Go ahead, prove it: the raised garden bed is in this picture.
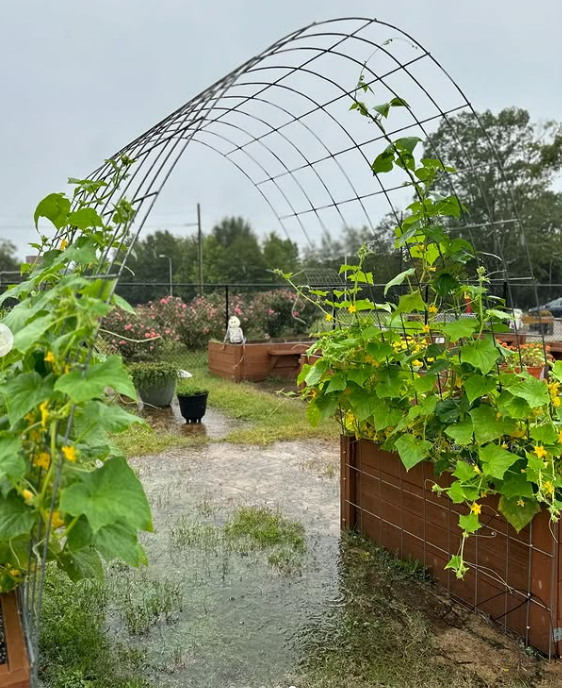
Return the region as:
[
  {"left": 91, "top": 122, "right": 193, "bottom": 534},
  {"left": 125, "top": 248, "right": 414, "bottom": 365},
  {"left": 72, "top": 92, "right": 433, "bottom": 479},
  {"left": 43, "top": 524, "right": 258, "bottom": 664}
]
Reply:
[
  {"left": 208, "top": 340, "right": 314, "bottom": 382},
  {"left": 0, "top": 593, "right": 30, "bottom": 687},
  {"left": 340, "top": 435, "right": 562, "bottom": 656}
]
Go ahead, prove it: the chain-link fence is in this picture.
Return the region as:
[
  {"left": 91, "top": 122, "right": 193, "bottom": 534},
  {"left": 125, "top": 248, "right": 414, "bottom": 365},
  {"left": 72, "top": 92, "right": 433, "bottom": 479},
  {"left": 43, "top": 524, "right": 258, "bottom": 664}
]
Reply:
[
  {"left": 106, "top": 282, "right": 326, "bottom": 372},
  {"left": 2, "top": 278, "right": 562, "bottom": 372}
]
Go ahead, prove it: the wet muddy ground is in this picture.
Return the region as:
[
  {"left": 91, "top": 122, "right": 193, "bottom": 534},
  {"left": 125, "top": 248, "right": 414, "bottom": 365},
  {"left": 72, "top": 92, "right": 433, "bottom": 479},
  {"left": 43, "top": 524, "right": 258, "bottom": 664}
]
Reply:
[
  {"left": 106, "top": 410, "right": 562, "bottom": 688},
  {"left": 115, "top": 436, "right": 339, "bottom": 688}
]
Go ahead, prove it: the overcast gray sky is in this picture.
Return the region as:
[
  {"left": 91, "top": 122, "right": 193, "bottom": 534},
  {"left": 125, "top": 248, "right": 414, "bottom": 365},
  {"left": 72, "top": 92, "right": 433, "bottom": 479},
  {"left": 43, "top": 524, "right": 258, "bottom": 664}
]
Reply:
[{"left": 1, "top": 0, "right": 560, "bottom": 257}]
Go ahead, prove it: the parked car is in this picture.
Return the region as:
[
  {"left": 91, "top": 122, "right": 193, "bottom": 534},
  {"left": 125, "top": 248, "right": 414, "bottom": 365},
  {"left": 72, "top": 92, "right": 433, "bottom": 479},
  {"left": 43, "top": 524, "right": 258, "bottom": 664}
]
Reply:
[{"left": 528, "top": 298, "right": 562, "bottom": 317}]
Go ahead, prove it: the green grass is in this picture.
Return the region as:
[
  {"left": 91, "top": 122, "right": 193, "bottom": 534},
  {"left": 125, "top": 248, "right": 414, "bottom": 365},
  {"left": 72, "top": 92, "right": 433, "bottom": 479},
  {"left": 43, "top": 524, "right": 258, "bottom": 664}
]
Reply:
[
  {"left": 187, "top": 365, "right": 338, "bottom": 446},
  {"left": 113, "top": 421, "right": 209, "bottom": 457},
  {"left": 39, "top": 568, "right": 150, "bottom": 688},
  {"left": 114, "top": 358, "right": 337, "bottom": 457},
  {"left": 224, "top": 506, "right": 306, "bottom": 551}
]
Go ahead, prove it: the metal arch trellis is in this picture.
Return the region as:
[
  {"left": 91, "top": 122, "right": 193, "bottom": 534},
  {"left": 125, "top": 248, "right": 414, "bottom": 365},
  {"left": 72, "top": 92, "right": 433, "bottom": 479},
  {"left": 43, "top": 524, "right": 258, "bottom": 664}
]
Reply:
[{"left": 21, "top": 16, "right": 552, "bottom": 683}]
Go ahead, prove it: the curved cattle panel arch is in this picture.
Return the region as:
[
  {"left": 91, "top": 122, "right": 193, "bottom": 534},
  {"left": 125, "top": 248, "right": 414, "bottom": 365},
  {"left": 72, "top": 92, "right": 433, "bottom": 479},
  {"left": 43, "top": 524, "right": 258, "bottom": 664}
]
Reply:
[
  {"left": 25, "top": 17, "right": 549, "bottom": 682},
  {"left": 71, "top": 16, "right": 530, "bottom": 292}
]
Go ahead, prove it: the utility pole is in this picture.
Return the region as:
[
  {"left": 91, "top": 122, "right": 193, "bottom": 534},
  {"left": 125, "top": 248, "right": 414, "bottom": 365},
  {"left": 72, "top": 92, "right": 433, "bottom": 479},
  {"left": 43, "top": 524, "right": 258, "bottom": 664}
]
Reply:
[{"left": 197, "top": 203, "right": 204, "bottom": 294}]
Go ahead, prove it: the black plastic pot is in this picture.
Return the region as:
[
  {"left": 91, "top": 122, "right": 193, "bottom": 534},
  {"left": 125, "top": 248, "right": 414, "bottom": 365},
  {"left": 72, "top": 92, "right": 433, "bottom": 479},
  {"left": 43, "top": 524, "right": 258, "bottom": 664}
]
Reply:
[{"left": 177, "top": 392, "right": 209, "bottom": 423}]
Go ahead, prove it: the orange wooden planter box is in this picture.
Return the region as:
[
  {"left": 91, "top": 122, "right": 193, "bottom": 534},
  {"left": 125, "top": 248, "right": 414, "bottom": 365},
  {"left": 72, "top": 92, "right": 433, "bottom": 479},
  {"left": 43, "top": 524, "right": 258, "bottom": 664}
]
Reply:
[
  {"left": 0, "top": 593, "right": 30, "bottom": 687},
  {"left": 208, "top": 340, "right": 314, "bottom": 382},
  {"left": 341, "top": 436, "right": 562, "bottom": 656}
]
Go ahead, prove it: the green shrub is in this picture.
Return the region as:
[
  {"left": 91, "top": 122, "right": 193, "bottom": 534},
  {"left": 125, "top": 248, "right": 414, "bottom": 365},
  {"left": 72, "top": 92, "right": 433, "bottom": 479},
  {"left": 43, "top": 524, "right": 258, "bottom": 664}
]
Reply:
[
  {"left": 176, "top": 380, "right": 209, "bottom": 396},
  {"left": 128, "top": 362, "right": 178, "bottom": 391}
]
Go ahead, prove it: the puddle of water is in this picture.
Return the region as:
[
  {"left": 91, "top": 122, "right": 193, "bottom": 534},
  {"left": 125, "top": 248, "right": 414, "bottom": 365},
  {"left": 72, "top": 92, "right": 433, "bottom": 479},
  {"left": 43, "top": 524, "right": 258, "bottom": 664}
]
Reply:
[
  {"left": 109, "top": 440, "right": 340, "bottom": 688},
  {"left": 142, "top": 401, "right": 238, "bottom": 441}
]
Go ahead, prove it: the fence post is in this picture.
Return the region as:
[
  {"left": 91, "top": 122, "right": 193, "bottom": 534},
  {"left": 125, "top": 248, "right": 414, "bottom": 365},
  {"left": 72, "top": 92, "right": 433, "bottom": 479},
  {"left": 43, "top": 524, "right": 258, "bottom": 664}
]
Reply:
[{"left": 225, "top": 285, "right": 230, "bottom": 332}]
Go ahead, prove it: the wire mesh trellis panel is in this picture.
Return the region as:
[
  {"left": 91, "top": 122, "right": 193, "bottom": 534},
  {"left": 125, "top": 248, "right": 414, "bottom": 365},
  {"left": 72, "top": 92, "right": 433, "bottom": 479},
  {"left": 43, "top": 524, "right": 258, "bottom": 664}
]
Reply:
[{"left": 11, "top": 15, "right": 559, "bottom": 685}]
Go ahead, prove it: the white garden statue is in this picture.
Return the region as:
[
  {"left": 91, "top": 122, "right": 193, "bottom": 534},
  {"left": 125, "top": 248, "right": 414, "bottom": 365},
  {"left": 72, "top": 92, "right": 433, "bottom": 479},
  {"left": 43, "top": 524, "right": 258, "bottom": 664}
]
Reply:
[{"left": 224, "top": 315, "right": 245, "bottom": 344}]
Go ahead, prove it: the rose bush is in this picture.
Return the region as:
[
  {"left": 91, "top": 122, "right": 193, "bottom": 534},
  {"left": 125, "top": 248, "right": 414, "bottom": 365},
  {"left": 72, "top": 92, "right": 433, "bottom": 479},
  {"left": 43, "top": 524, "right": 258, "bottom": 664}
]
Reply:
[
  {"left": 143, "top": 290, "right": 317, "bottom": 349},
  {"left": 101, "top": 304, "right": 164, "bottom": 361}
]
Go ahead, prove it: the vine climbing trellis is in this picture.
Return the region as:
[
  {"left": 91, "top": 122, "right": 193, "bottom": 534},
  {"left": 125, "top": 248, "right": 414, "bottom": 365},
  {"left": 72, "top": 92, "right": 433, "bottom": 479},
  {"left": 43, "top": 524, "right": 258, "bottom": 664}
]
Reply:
[{"left": 21, "top": 16, "right": 552, "bottom": 682}]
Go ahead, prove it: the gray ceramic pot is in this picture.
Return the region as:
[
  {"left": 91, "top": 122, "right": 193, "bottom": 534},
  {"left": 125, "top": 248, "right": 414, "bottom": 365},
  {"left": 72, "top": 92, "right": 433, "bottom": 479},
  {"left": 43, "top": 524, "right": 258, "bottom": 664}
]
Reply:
[{"left": 137, "top": 378, "right": 176, "bottom": 407}]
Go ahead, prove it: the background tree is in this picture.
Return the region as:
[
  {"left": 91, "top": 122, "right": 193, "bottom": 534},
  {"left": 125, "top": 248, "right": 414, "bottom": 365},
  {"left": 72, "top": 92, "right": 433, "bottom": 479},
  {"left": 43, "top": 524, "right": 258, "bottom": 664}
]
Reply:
[
  {"left": 425, "top": 108, "right": 562, "bottom": 305},
  {"left": 201, "top": 217, "right": 267, "bottom": 283},
  {"left": 0, "top": 239, "right": 20, "bottom": 274},
  {"left": 261, "top": 232, "right": 300, "bottom": 277}
]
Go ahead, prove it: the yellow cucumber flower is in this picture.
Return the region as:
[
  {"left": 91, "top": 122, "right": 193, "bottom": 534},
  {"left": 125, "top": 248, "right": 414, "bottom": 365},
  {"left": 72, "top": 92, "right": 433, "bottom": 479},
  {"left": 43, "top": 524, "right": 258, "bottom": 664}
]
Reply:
[
  {"left": 62, "top": 445, "right": 77, "bottom": 463},
  {"left": 34, "top": 452, "right": 50, "bottom": 470}
]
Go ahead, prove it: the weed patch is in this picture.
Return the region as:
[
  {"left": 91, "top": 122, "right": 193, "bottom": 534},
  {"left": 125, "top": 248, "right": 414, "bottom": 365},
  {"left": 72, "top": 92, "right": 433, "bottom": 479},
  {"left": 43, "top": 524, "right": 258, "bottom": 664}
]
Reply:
[{"left": 39, "top": 568, "right": 150, "bottom": 688}]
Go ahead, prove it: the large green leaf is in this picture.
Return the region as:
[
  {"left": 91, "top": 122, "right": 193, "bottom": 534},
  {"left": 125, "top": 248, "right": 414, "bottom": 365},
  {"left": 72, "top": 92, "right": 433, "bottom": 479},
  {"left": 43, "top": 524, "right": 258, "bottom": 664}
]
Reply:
[
  {"left": 95, "top": 521, "right": 147, "bottom": 567},
  {"left": 65, "top": 516, "right": 93, "bottom": 552},
  {"left": 447, "top": 480, "right": 479, "bottom": 504},
  {"left": 394, "top": 434, "right": 432, "bottom": 470},
  {"left": 460, "top": 336, "right": 500, "bottom": 374},
  {"left": 469, "top": 405, "right": 504, "bottom": 444},
  {"left": 34, "top": 193, "right": 70, "bottom": 229},
  {"left": 507, "top": 376, "right": 549, "bottom": 409},
  {"left": 2, "top": 372, "right": 55, "bottom": 425},
  {"left": 60, "top": 456, "right": 152, "bottom": 534},
  {"left": 58, "top": 547, "right": 103, "bottom": 582},
  {"left": 529, "top": 422, "right": 558, "bottom": 445},
  {"left": 304, "top": 360, "right": 327, "bottom": 386},
  {"left": 501, "top": 473, "right": 535, "bottom": 499},
  {"left": 12, "top": 314, "right": 53, "bottom": 354},
  {"left": 349, "top": 390, "right": 374, "bottom": 422},
  {"left": 442, "top": 317, "right": 478, "bottom": 342},
  {"left": 371, "top": 397, "right": 403, "bottom": 431},
  {"left": 463, "top": 374, "right": 497, "bottom": 404},
  {"left": 459, "top": 512, "right": 481, "bottom": 534},
  {"left": 479, "top": 443, "right": 519, "bottom": 480},
  {"left": 67, "top": 208, "right": 103, "bottom": 230},
  {"left": 496, "top": 391, "right": 531, "bottom": 419},
  {"left": 498, "top": 495, "right": 540, "bottom": 533},
  {"left": 112, "top": 293, "right": 136, "bottom": 315},
  {"left": 395, "top": 291, "right": 426, "bottom": 314},
  {"left": 55, "top": 356, "right": 137, "bottom": 403},
  {"left": 395, "top": 136, "right": 421, "bottom": 154},
  {"left": 435, "top": 399, "right": 460, "bottom": 424},
  {"left": 375, "top": 368, "right": 404, "bottom": 399},
  {"left": 77, "top": 401, "right": 146, "bottom": 435},
  {"left": 371, "top": 148, "right": 395, "bottom": 174},
  {"left": 0, "top": 436, "right": 25, "bottom": 483},
  {"left": 453, "top": 459, "right": 477, "bottom": 481},
  {"left": 0, "top": 494, "right": 35, "bottom": 538},
  {"left": 383, "top": 268, "right": 415, "bottom": 296},
  {"left": 445, "top": 418, "right": 474, "bottom": 446},
  {"left": 412, "top": 374, "right": 437, "bottom": 394},
  {"left": 326, "top": 373, "right": 347, "bottom": 394},
  {"left": 434, "top": 196, "right": 462, "bottom": 219}
]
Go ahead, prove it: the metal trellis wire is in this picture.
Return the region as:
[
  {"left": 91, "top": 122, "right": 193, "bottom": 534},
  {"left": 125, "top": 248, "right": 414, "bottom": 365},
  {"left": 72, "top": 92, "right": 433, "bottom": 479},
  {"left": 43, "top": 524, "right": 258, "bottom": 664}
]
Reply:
[{"left": 19, "top": 16, "right": 556, "bottom": 683}]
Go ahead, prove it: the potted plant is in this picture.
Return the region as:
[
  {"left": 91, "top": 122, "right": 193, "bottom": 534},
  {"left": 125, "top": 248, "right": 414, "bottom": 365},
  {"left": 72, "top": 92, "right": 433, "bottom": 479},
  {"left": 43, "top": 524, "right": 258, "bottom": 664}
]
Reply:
[
  {"left": 500, "top": 341, "right": 553, "bottom": 379},
  {"left": 128, "top": 361, "right": 178, "bottom": 408},
  {"left": 176, "top": 381, "right": 209, "bottom": 423},
  {"left": 0, "top": 158, "right": 152, "bottom": 682}
]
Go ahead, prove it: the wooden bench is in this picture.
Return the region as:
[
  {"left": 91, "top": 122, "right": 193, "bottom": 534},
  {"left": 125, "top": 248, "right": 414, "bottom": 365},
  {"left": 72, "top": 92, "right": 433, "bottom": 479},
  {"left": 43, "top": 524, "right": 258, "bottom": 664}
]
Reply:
[{"left": 267, "top": 345, "right": 310, "bottom": 374}]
